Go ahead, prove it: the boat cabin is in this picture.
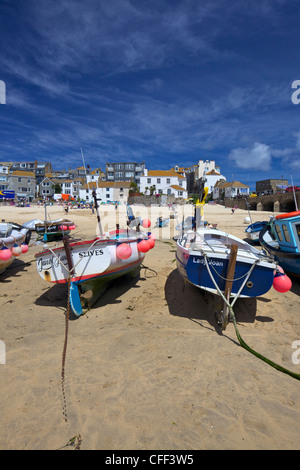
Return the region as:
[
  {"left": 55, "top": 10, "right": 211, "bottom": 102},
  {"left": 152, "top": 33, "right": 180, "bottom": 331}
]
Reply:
[{"left": 270, "top": 215, "right": 300, "bottom": 253}]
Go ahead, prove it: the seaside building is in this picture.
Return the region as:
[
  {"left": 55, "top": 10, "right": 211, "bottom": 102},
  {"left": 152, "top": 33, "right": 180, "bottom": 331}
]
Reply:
[
  {"left": 8, "top": 170, "right": 36, "bottom": 201},
  {"left": 194, "top": 159, "right": 226, "bottom": 195},
  {"left": 139, "top": 169, "right": 188, "bottom": 199},
  {"left": 105, "top": 162, "right": 145, "bottom": 186},
  {"left": 79, "top": 181, "right": 131, "bottom": 204},
  {"left": 256, "top": 179, "right": 288, "bottom": 195},
  {"left": 8, "top": 161, "right": 53, "bottom": 185},
  {"left": 222, "top": 181, "right": 250, "bottom": 199}
]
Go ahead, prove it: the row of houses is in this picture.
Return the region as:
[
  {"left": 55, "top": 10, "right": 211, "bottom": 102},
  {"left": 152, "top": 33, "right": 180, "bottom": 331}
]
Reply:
[{"left": 0, "top": 159, "right": 251, "bottom": 204}]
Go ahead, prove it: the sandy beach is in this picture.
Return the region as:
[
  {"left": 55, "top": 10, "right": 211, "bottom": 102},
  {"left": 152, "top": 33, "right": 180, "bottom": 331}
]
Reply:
[{"left": 1, "top": 202, "right": 300, "bottom": 450}]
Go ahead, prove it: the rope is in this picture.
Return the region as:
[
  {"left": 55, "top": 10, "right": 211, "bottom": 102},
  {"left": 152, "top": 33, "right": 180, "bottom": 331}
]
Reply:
[
  {"left": 61, "top": 275, "right": 71, "bottom": 422},
  {"left": 229, "top": 307, "right": 300, "bottom": 381},
  {"left": 202, "top": 253, "right": 300, "bottom": 380}
]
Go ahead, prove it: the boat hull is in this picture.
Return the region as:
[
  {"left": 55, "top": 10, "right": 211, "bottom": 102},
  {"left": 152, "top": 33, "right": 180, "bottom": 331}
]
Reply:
[
  {"left": 35, "top": 233, "right": 147, "bottom": 315},
  {"left": 245, "top": 221, "right": 267, "bottom": 242},
  {"left": 0, "top": 225, "right": 30, "bottom": 274},
  {"left": 259, "top": 221, "right": 300, "bottom": 277},
  {"left": 176, "top": 229, "right": 276, "bottom": 298}
]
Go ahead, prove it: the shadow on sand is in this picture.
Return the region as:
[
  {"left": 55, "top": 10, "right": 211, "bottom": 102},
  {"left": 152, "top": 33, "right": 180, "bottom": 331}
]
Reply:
[
  {"left": 0, "top": 258, "right": 31, "bottom": 283},
  {"left": 35, "top": 270, "right": 143, "bottom": 319},
  {"left": 164, "top": 268, "right": 275, "bottom": 333}
]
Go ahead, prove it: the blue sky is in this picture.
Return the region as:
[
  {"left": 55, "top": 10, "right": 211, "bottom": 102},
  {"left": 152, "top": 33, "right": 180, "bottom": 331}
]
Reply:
[{"left": 1, "top": 0, "right": 300, "bottom": 190}]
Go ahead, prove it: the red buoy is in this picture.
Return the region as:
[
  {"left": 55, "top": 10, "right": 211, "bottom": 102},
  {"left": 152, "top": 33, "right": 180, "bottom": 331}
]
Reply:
[
  {"left": 142, "top": 219, "right": 151, "bottom": 228},
  {"left": 116, "top": 243, "right": 132, "bottom": 260},
  {"left": 0, "top": 249, "right": 12, "bottom": 261},
  {"left": 137, "top": 239, "right": 150, "bottom": 253},
  {"left": 273, "top": 272, "right": 292, "bottom": 293}
]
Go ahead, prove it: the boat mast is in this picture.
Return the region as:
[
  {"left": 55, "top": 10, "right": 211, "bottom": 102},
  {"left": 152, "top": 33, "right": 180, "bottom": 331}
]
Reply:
[
  {"left": 290, "top": 174, "right": 299, "bottom": 211},
  {"left": 92, "top": 190, "right": 103, "bottom": 237}
]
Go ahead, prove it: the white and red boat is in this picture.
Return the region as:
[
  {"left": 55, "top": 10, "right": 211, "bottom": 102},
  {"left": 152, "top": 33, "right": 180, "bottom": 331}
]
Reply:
[
  {"left": 0, "top": 221, "right": 31, "bottom": 274},
  {"left": 35, "top": 191, "right": 155, "bottom": 316}
]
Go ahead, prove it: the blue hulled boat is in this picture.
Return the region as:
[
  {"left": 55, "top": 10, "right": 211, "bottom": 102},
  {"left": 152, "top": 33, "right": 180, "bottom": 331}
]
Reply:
[
  {"left": 259, "top": 211, "right": 300, "bottom": 277},
  {"left": 245, "top": 220, "right": 268, "bottom": 242},
  {"left": 176, "top": 188, "right": 278, "bottom": 330}
]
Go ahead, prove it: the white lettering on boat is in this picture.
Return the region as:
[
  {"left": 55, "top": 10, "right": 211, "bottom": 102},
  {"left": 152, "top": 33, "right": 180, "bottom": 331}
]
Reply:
[{"left": 192, "top": 257, "right": 223, "bottom": 267}]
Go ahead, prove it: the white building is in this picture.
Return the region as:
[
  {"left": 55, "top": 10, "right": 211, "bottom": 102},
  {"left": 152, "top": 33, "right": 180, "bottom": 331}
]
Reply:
[
  {"left": 204, "top": 169, "right": 227, "bottom": 194},
  {"left": 213, "top": 181, "right": 250, "bottom": 199},
  {"left": 79, "top": 181, "right": 131, "bottom": 204},
  {"left": 197, "top": 160, "right": 220, "bottom": 179},
  {"left": 139, "top": 169, "right": 188, "bottom": 199},
  {"left": 224, "top": 181, "right": 250, "bottom": 198}
]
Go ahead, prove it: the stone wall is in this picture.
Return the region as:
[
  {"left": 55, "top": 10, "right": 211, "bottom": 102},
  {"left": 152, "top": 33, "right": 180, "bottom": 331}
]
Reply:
[
  {"left": 224, "top": 192, "right": 300, "bottom": 212},
  {"left": 128, "top": 194, "right": 186, "bottom": 205}
]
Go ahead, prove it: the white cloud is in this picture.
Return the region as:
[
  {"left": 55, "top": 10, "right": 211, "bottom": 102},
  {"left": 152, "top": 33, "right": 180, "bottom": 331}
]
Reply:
[{"left": 229, "top": 142, "right": 272, "bottom": 170}]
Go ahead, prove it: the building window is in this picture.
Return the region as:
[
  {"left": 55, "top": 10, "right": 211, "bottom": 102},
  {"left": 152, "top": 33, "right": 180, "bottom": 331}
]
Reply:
[
  {"left": 166, "top": 178, "right": 170, "bottom": 184},
  {"left": 157, "top": 178, "right": 161, "bottom": 184},
  {"left": 147, "top": 178, "right": 151, "bottom": 184},
  {"left": 282, "top": 224, "right": 291, "bottom": 242}
]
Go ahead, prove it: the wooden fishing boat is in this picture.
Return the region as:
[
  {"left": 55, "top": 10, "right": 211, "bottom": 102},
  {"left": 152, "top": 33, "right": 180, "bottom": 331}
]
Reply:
[
  {"left": 0, "top": 221, "right": 31, "bottom": 274},
  {"left": 245, "top": 220, "right": 268, "bottom": 242},
  {"left": 35, "top": 191, "right": 155, "bottom": 316},
  {"left": 22, "top": 202, "right": 75, "bottom": 242},
  {"left": 176, "top": 188, "right": 278, "bottom": 329},
  {"left": 34, "top": 219, "right": 75, "bottom": 241},
  {"left": 259, "top": 211, "right": 300, "bottom": 277}
]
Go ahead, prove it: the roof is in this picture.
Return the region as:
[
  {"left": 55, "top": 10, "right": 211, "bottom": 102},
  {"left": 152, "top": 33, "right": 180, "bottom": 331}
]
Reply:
[
  {"left": 230, "top": 180, "right": 249, "bottom": 188},
  {"left": 11, "top": 170, "right": 35, "bottom": 177},
  {"left": 170, "top": 185, "right": 186, "bottom": 191},
  {"left": 206, "top": 169, "right": 220, "bottom": 176},
  {"left": 82, "top": 181, "right": 131, "bottom": 190},
  {"left": 147, "top": 170, "right": 185, "bottom": 179}
]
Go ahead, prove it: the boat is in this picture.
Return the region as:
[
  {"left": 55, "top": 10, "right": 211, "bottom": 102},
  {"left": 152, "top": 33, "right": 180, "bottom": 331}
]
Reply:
[
  {"left": 0, "top": 221, "right": 31, "bottom": 274},
  {"left": 259, "top": 211, "right": 300, "bottom": 277},
  {"left": 176, "top": 188, "right": 278, "bottom": 329},
  {"left": 22, "top": 203, "right": 75, "bottom": 241},
  {"left": 245, "top": 220, "right": 268, "bottom": 242},
  {"left": 244, "top": 200, "right": 267, "bottom": 243},
  {"left": 34, "top": 218, "right": 75, "bottom": 241},
  {"left": 35, "top": 191, "right": 155, "bottom": 316}
]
